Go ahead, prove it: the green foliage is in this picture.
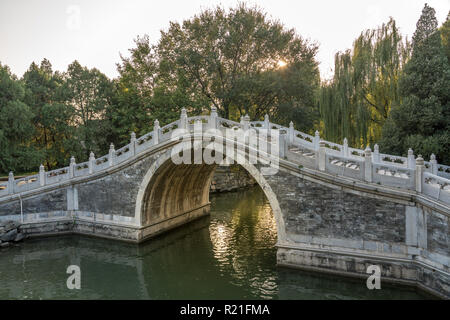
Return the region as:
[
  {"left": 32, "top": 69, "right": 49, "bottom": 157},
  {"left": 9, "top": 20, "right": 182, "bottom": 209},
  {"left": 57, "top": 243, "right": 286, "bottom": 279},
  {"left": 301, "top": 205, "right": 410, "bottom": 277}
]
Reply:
[
  {"left": 116, "top": 3, "right": 320, "bottom": 132},
  {"left": 1, "top": 3, "right": 450, "bottom": 175},
  {"left": 0, "top": 64, "right": 40, "bottom": 172},
  {"left": 440, "top": 12, "right": 450, "bottom": 62},
  {"left": 380, "top": 4, "right": 450, "bottom": 163},
  {"left": 319, "top": 18, "right": 410, "bottom": 147},
  {"left": 412, "top": 3, "right": 438, "bottom": 47},
  {"left": 63, "top": 61, "right": 114, "bottom": 161}
]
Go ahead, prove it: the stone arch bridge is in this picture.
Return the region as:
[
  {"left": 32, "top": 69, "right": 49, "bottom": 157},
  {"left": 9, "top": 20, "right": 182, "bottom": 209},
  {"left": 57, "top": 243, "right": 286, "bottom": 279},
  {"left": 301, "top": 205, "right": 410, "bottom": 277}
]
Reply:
[{"left": 0, "top": 108, "right": 449, "bottom": 298}]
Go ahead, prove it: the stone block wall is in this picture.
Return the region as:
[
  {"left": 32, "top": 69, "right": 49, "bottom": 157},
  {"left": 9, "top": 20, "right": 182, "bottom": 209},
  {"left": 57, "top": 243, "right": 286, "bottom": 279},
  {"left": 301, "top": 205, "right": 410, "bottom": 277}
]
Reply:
[{"left": 210, "top": 165, "right": 256, "bottom": 193}]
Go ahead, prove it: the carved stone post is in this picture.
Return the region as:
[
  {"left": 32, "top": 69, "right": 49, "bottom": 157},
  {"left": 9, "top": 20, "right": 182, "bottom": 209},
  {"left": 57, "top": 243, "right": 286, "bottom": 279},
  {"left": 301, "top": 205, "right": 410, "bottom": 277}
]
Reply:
[
  {"left": 314, "top": 130, "right": 320, "bottom": 151},
  {"left": 415, "top": 155, "right": 424, "bottom": 193},
  {"left": 8, "top": 172, "right": 14, "bottom": 194},
  {"left": 209, "top": 107, "right": 218, "bottom": 130},
  {"left": 364, "top": 146, "right": 372, "bottom": 183},
  {"left": 373, "top": 144, "right": 380, "bottom": 163},
  {"left": 39, "top": 164, "right": 45, "bottom": 186},
  {"left": 194, "top": 119, "right": 202, "bottom": 164},
  {"left": 153, "top": 119, "right": 160, "bottom": 145},
  {"left": 318, "top": 141, "right": 326, "bottom": 171},
  {"left": 243, "top": 114, "right": 250, "bottom": 131},
  {"left": 279, "top": 133, "right": 287, "bottom": 159},
  {"left": 69, "top": 156, "right": 76, "bottom": 178},
  {"left": 288, "top": 121, "right": 294, "bottom": 145},
  {"left": 108, "top": 144, "right": 115, "bottom": 167},
  {"left": 180, "top": 108, "right": 188, "bottom": 130},
  {"left": 89, "top": 152, "right": 95, "bottom": 174},
  {"left": 430, "top": 154, "right": 438, "bottom": 175},
  {"left": 343, "top": 138, "right": 349, "bottom": 157},
  {"left": 130, "top": 132, "right": 136, "bottom": 155},
  {"left": 408, "top": 148, "right": 415, "bottom": 169},
  {"left": 264, "top": 114, "right": 269, "bottom": 129}
]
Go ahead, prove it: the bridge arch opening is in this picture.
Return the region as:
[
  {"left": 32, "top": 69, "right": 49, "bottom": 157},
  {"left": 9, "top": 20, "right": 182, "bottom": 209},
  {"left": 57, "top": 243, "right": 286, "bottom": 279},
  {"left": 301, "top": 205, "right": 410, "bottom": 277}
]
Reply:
[{"left": 134, "top": 147, "right": 286, "bottom": 243}]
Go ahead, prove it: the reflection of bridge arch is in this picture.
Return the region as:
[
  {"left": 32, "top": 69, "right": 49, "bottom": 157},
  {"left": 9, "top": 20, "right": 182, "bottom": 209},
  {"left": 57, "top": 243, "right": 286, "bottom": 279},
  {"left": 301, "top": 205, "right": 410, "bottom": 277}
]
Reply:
[{"left": 135, "top": 140, "right": 286, "bottom": 243}]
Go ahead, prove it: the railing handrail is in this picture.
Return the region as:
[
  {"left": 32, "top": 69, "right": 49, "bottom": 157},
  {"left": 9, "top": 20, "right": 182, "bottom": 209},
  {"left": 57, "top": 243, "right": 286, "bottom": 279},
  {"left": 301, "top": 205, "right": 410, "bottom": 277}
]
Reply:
[{"left": 1, "top": 109, "right": 449, "bottom": 205}]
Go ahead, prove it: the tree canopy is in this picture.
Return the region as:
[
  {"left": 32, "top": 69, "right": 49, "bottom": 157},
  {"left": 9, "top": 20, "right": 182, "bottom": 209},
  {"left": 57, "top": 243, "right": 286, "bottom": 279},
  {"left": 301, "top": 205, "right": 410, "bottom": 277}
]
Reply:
[
  {"left": 117, "top": 4, "right": 320, "bottom": 132},
  {"left": 380, "top": 5, "right": 450, "bottom": 163},
  {"left": 319, "top": 18, "right": 411, "bottom": 147},
  {"left": 0, "top": 3, "right": 449, "bottom": 175}
]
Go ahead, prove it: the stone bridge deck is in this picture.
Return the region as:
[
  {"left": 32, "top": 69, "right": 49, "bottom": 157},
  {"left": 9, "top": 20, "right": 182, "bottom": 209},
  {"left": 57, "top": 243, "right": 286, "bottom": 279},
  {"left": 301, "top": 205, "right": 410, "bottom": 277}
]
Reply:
[{"left": 0, "top": 108, "right": 449, "bottom": 298}]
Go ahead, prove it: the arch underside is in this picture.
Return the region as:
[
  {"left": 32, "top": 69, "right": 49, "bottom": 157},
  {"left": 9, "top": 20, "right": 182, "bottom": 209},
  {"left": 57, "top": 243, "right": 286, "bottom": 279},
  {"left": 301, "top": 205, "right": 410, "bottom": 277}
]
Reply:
[
  {"left": 141, "top": 160, "right": 217, "bottom": 226},
  {"left": 136, "top": 145, "right": 286, "bottom": 243}
]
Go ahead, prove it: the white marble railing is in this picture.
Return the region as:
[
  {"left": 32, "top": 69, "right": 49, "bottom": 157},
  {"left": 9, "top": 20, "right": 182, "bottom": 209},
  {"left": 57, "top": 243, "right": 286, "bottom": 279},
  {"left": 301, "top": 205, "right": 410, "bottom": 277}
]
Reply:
[{"left": 1, "top": 107, "right": 449, "bottom": 205}]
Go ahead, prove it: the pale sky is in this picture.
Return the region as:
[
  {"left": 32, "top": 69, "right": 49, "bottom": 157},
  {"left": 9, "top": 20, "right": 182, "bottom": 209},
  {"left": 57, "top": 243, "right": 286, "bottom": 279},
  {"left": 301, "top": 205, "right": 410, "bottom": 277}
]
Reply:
[{"left": 0, "top": 0, "right": 449, "bottom": 80}]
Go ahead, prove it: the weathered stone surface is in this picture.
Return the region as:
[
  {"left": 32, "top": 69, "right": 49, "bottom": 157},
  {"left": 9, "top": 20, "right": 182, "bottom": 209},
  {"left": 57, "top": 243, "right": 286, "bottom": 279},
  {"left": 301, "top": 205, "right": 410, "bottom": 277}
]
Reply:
[
  {"left": 1, "top": 228, "right": 17, "bottom": 242},
  {"left": 1, "top": 220, "right": 20, "bottom": 232},
  {"left": 426, "top": 209, "right": 450, "bottom": 256},
  {"left": 13, "top": 233, "right": 25, "bottom": 242},
  {"left": 277, "top": 247, "right": 449, "bottom": 299},
  {"left": 77, "top": 156, "right": 156, "bottom": 217},
  {"left": 0, "top": 189, "right": 66, "bottom": 216},
  {"left": 210, "top": 165, "right": 256, "bottom": 193},
  {"left": 0, "top": 143, "right": 447, "bottom": 298},
  {"left": 265, "top": 169, "right": 406, "bottom": 243}
]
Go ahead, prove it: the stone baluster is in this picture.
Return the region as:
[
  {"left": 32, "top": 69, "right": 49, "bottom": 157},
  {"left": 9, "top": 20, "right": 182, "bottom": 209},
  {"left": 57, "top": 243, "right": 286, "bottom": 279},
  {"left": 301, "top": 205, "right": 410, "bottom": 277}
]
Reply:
[
  {"left": 343, "top": 138, "right": 349, "bottom": 157},
  {"left": 243, "top": 114, "right": 250, "bottom": 131},
  {"left": 364, "top": 146, "right": 373, "bottom": 183},
  {"left": 130, "top": 132, "right": 136, "bottom": 155},
  {"left": 180, "top": 108, "right": 188, "bottom": 130},
  {"left": 415, "top": 155, "right": 424, "bottom": 192},
  {"left": 194, "top": 119, "right": 202, "bottom": 138},
  {"left": 39, "top": 164, "right": 45, "bottom": 186},
  {"left": 88, "top": 152, "right": 95, "bottom": 174},
  {"left": 209, "top": 107, "right": 218, "bottom": 130},
  {"left": 264, "top": 114, "right": 269, "bottom": 129},
  {"left": 69, "top": 156, "right": 76, "bottom": 178},
  {"left": 318, "top": 141, "right": 326, "bottom": 171},
  {"left": 430, "top": 154, "right": 438, "bottom": 175},
  {"left": 153, "top": 119, "right": 160, "bottom": 145},
  {"left": 108, "top": 144, "right": 115, "bottom": 167},
  {"left": 408, "top": 148, "right": 415, "bottom": 169},
  {"left": 373, "top": 144, "right": 380, "bottom": 163},
  {"left": 277, "top": 133, "right": 286, "bottom": 159},
  {"left": 194, "top": 119, "right": 202, "bottom": 164},
  {"left": 314, "top": 131, "right": 320, "bottom": 151},
  {"left": 288, "top": 121, "right": 294, "bottom": 145},
  {"left": 8, "top": 172, "right": 14, "bottom": 194}
]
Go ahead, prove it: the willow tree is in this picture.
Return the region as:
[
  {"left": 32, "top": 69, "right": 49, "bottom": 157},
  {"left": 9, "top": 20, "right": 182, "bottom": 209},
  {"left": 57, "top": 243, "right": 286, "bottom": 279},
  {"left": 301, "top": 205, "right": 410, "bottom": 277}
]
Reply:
[{"left": 320, "top": 18, "right": 410, "bottom": 147}]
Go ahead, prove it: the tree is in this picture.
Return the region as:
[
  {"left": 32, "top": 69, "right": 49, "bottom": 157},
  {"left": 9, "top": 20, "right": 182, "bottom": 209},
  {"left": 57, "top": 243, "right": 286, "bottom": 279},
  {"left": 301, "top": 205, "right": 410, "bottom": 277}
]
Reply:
[
  {"left": 23, "top": 59, "right": 74, "bottom": 169},
  {"left": 320, "top": 18, "right": 410, "bottom": 146},
  {"left": 441, "top": 11, "right": 450, "bottom": 61},
  {"left": 0, "top": 64, "right": 39, "bottom": 173},
  {"left": 412, "top": 3, "right": 438, "bottom": 47},
  {"left": 64, "top": 61, "right": 114, "bottom": 160},
  {"left": 380, "top": 4, "right": 450, "bottom": 164},
  {"left": 117, "top": 3, "right": 320, "bottom": 132}
]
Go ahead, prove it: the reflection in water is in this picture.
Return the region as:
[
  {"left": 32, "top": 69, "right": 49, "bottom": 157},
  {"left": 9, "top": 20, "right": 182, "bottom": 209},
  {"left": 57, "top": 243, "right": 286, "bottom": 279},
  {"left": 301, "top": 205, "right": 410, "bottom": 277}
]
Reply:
[
  {"left": 0, "top": 187, "right": 431, "bottom": 299},
  {"left": 209, "top": 189, "right": 278, "bottom": 298}
]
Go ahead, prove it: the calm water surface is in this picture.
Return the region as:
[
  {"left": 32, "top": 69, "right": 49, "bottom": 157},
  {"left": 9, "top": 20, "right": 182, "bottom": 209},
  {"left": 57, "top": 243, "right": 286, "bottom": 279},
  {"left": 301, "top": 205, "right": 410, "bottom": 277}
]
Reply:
[{"left": 0, "top": 187, "right": 431, "bottom": 299}]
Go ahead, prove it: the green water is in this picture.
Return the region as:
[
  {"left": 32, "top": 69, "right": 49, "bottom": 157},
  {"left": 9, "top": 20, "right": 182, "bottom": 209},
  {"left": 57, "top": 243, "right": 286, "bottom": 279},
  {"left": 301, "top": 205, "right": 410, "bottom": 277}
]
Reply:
[{"left": 0, "top": 187, "right": 430, "bottom": 299}]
